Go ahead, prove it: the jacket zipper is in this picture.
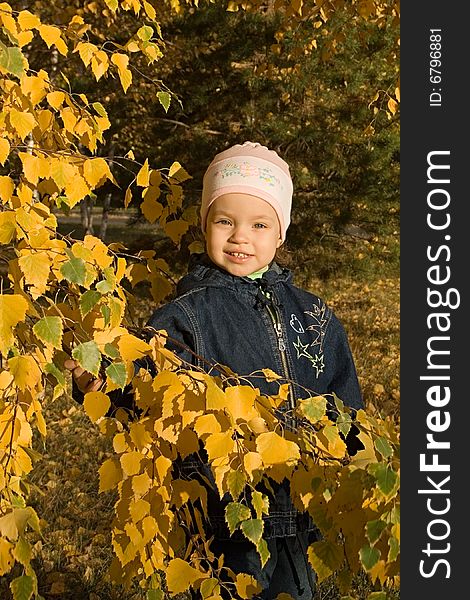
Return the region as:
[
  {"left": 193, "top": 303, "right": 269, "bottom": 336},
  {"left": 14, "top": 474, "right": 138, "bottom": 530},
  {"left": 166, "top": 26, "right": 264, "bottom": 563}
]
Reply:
[{"left": 263, "top": 291, "right": 296, "bottom": 412}]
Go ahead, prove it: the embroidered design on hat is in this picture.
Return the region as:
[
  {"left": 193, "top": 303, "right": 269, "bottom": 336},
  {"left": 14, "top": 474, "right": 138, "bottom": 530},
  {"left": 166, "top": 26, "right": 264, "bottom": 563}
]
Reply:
[{"left": 217, "top": 161, "right": 281, "bottom": 187}]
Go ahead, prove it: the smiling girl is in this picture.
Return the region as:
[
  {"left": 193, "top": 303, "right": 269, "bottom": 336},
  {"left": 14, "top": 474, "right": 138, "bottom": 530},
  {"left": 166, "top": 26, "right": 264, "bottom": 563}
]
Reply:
[{"left": 67, "top": 141, "right": 363, "bottom": 599}]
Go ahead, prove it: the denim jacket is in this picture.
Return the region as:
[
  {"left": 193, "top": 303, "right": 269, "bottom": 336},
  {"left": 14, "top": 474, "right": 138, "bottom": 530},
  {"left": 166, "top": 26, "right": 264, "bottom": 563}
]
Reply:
[{"left": 142, "top": 254, "right": 363, "bottom": 539}]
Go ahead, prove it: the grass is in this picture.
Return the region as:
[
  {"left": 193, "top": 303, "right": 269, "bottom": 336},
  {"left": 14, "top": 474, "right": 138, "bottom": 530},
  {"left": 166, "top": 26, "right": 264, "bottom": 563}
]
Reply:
[{"left": 0, "top": 214, "right": 399, "bottom": 600}]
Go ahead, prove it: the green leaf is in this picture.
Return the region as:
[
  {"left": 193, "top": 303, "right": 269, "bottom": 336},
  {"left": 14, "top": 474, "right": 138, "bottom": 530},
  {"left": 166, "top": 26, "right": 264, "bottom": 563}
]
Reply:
[
  {"left": 227, "top": 469, "right": 246, "bottom": 501},
  {"left": 336, "top": 412, "right": 352, "bottom": 437},
  {"left": 33, "top": 316, "right": 63, "bottom": 349},
  {"left": 388, "top": 537, "right": 400, "bottom": 563},
  {"left": 92, "top": 102, "right": 108, "bottom": 117},
  {"left": 157, "top": 91, "right": 171, "bottom": 113},
  {"left": 366, "top": 519, "right": 387, "bottom": 545},
  {"left": 13, "top": 536, "right": 31, "bottom": 566},
  {"left": 72, "top": 340, "right": 101, "bottom": 377},
  {"left": 240, "top": 518, "right": 263, "bottom": 545},
  {"left": 44, "top": 362, "right": 66, "bottom": 386},
  {"left": 147, "top": 590, "right": 164, "bottom": 600},
  {"left": 96, "top": 279, "right": 113, "bottom": 294},
  {"left": 374, "top": 436, "right": 393, "bottom": 459},
  {"left": 256, "top": 537, "right": 270, "bottom": 568},
  {"left": 0, "top": 42, "right": 26, "bottom": 78},
  {"left": 307, "top": 540, "right": 344, "bottom": 583},
  {"left": 79, "top": 290, "right": 101, "bottom": 317},
  {"left": 9, "top": 575, "right": 34, "bottom": 600},
  {"left": 225, "top": 502, "right": 251, "bottom": 536},
  {"left": 137, "top": 26, "right": 153, "bottom": 41},
  {"left": 104, "top": 343, "right": 120, "bottom": 359},
  {"left": 360, "top": 545, "right": 380, "bottom": 571},
  {"left": 105, "top": 362, "right": 127, "bottom": 388},
  {"left": 367, "top": 592, "right": 388, "bottom": 600},
  {"left": 298, "top": 395, "right": 327, "bottom": 423},
  {"left": 370, "top": 463, "right": 398, "bottom": 496},
  {"left": 101, "top": 304, "right": 111, "bottom": 327},
  {"left": 60, "top": 257, "right": 87, "bottom": 285}
]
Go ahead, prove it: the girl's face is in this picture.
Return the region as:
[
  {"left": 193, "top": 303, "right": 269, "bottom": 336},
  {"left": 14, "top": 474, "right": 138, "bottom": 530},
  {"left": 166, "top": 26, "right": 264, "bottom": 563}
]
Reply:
[{"left": 205, "top": 193, "right": 282, "bottom": 277}]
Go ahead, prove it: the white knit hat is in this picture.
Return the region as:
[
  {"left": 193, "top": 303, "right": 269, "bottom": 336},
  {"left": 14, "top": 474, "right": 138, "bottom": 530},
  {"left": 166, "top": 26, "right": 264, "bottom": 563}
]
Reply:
[{"left": 201, "top": 141, "right": 293, "bottom": 241}]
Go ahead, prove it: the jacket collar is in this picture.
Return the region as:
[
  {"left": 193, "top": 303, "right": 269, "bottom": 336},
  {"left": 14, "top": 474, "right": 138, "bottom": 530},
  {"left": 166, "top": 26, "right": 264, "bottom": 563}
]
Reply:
[{"left": 176, "top": 253, "right": 292, "bottom": 296}]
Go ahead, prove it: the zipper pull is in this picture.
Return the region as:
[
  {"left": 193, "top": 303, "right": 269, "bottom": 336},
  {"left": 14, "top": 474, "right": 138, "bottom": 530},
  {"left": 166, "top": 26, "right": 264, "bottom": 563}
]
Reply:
[{"left": 276, "top": 323, "right": 286, "bottom": 351}]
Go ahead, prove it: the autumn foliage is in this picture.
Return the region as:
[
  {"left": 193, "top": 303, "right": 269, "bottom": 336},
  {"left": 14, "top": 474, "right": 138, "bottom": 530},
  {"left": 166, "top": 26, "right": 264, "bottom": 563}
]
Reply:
[{"left": 1, "top": 1, "right": 399, "bottom": 599}]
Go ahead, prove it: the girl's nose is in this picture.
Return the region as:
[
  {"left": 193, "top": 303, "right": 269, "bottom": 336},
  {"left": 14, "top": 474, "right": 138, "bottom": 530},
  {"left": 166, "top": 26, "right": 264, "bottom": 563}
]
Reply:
[{"left": 228, "top": 225, "right": 249, "bottom": 243}]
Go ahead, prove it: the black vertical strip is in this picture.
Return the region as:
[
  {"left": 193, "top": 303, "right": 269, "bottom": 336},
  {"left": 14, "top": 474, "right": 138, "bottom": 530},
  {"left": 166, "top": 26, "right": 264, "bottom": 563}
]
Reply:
[{"left": 401, "top": 3, "right": 468, "bottom": 597}]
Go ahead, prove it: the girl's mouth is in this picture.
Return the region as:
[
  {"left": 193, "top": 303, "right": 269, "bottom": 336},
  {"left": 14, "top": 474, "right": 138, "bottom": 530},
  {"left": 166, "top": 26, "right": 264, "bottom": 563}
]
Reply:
[
  {"left": 228, "top": 252, "right": 251, "bottom": 258},
  {"left": 225, "top": 251, "right": 253, "bottom": 262}
]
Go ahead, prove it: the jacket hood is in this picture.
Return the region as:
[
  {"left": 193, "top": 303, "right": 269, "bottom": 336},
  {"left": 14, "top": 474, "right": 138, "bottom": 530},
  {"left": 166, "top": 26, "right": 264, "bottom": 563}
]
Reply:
[{"left": 176, "top": 253, "right": 293, "bottom": 297}]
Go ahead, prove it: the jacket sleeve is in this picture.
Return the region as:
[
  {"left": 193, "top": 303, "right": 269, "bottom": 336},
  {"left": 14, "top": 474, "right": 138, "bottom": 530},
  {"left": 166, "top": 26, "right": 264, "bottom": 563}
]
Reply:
[
  {"left": 144, "top": 300, "right": 199, "bottom": 368},
  {"left": 71, "top": 301, "right": 198, "bottom": 416},
  {"left": 325, "top": 313, "right": 363, "bottom": 411},
  {"left": 323, "top": 313, "right": 364, "bottom": 455}
]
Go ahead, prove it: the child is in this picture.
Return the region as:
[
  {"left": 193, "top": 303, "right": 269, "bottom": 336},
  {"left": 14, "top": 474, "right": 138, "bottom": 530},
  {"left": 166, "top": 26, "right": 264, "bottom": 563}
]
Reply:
[{"left": 67, "top": 141, "right": 363, "bottom": 599}]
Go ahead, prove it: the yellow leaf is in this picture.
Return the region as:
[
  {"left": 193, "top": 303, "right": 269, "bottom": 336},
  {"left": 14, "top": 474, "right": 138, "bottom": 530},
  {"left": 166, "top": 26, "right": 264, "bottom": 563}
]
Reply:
[
  {"left": 0, "top": 211, "right": 16, "bottom": 243},
  {"left": 0, "top": 295, "right": 28, "bottom": 354},
  {"left": 168, "top": 161, "right": 192, "bottom": 182},
  {"left": 38, "top": 24, "right": 62, "bottom": 48},
  {"left": 8, "top": 109, "right": 36, "bottom": 141},
  {"left": 243, "top": 452, "right": 263, "bottom": 480},
  {"left": 124, "top": 186, "right": 132, "bottom": 208},
  {"left": 60, "top": 107, "right": 77, "bottom": 133},
  {"left": 65, "top": 173, "right": 91, "bottom": 206},
  {"left": 16, "top": 29, "right": 33, "bottom": 47},
  {"left": 83, "top": 157, "right": 112, "bottom": 188},
  {"left": 91, "top": 50, "right": 109, "bottom": 81},
  {"left": 225, "top": 385, "right": 260, "bottom": 422},
  {"left": 0, "top": 538, "right": 15, "bottom": 575},
  {"left": 154, "top": 455, "right": 172, "bottom": 484},
  {"left": 387, "top": 97, "right": 398, "bottom": 115},
  {"left": 120, "top": 451, "right": 142, "bottom": 476},
  {"left": 18, "top": 251, "right": 51, "bottom": 297},
  {"left": 205, "top": 431, "right": 236, "bottom": 461},
  {"left": 165, "top": 558, "right": 205, "bottom": 595},
  {"left": 136, "top": 159, "right": 150, "bottom": 187},
  {"left": 18, "top": 152, "right": 41, "bottom": 185},
  {"left": 50, "top": 158, "right": 78, "bottom": 189},
  {"left": 83, "top": 391, "right": 111, "bottom": 422},
  {"left": 317, "top": 424, "right": 347, "bottom": 459},
  {"left": 143, "top": 0, "right": 157, "bottom": 20},
  {"left": 18, "top": 10, "right": 41, "bottom": 30},
  {"left": 8, "top": 355, "right": 42, "bottom": 391},
  {"left": 193, "top": 413, "right": 222, "bottom": 437},
  {"left": 164, "top": 219, "right": 189, "bottom": 244},
  {"left": 46, "top": 91, "right": 65, "bottom": 110},
  {"left": 111, "top": 52, "right": 132, "bottom": 92},
  {"left": 75, "top": 42, "right": 96, "bottom": 67},
  {"left": 98, "top": 457, "right": 122, "bottom": 492},
  {"left": 132, "top": 472, "right": 152, "bottom": 498},
  {"left": 234, "top": 573, "right": 262, "bottom": 599},
  {"left": 0, "top": 176, "right": 15, "bottom": 203},
  {"left": 256, "top": 432, "right": 300, "bottom": 466},
  {"left": 140, "top": 196, "right": 163, "bottom": 224},
  {"left": 0, "top": 139, "right": 10, "bottom": 166},
  {"left": 117, "top": 333, "right": 151, "bottom": 363}
]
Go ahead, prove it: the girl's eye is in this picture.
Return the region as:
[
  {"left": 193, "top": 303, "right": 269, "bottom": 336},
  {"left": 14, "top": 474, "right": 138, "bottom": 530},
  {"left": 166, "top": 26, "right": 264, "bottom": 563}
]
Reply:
[
  {"left": 217, "top": 219, "right": 232, "bottom": 225},
  {"left": 254, "top": 223, "right": 267, "bottom": 229}
]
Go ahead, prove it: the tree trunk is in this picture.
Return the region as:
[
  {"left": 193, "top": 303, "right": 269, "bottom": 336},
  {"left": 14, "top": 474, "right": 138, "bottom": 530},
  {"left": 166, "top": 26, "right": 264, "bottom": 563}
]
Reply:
[{"left": 80, "top": 197, "right": 94, "bottom": 235}]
